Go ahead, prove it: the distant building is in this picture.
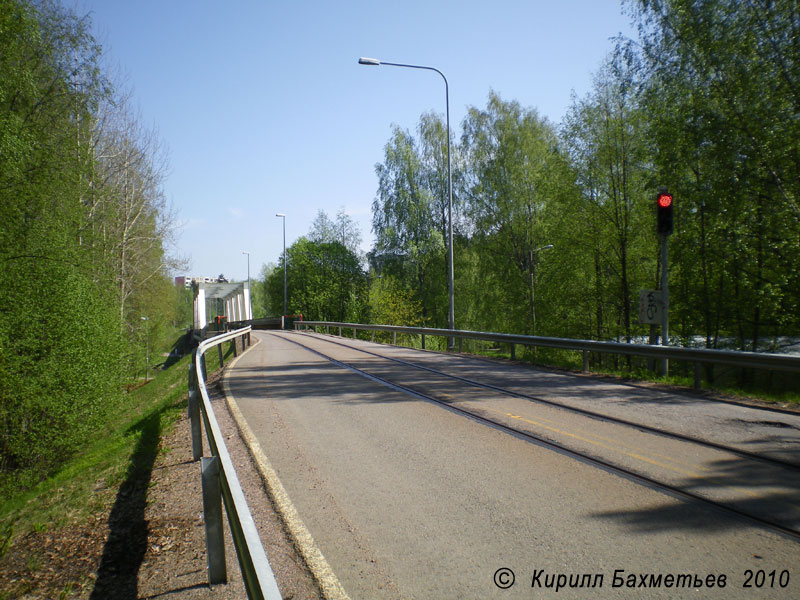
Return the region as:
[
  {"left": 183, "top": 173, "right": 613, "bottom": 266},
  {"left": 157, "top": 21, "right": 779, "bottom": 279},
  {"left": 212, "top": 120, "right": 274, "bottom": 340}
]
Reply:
[{"left": 175, "top": 275, "right": 226, "bottom": 288}]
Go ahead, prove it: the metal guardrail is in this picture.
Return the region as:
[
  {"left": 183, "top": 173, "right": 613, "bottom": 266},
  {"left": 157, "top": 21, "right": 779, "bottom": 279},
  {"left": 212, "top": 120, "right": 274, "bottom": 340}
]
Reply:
[
  {"left": 188, "top": 326, "right": 282, "bottom": 599},
  {"left": 295, "top": 321, "right": 800, "bottom": 388}
]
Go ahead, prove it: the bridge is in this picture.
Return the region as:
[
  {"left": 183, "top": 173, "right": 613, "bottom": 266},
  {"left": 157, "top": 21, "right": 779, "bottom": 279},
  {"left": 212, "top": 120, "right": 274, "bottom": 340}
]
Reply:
[
  {"left": 188, "top": 323, "right": 800, "bottom": 599},
  {"left": 191, "top": 280, "right": 253, "bottom": 332}
]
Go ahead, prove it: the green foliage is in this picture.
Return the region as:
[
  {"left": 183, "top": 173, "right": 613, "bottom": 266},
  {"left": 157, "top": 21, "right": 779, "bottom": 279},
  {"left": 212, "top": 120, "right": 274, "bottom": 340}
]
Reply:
[
  {"left": 363, "top": 1, "right": 800, "bottom": 359},
  {"left": 461, "top": 92, "right": 577, "bottom": 335},
  {"left": 0, "top": 332, "right": 193, "bottom": 546},
  {"left": 561, "top": 54, "right": 655, "bottom": 343},
  {"left": 0, "top": 0, "right": 118, "bottom": 479},
  {"left": 174, "top": 285, "right": 194, "bottom": 329},
  {"left": 371, "top": 119, "right": 454, "bottom": 327},
  {"left": 255, "top": 262, "right": 277, "bottom": 317},
  {"left": 309, "top": 208, "right": 363, "bottom": 254},
  {"left": 0, "top": 260, "right": 122, "bottom": 474},
  {"left": 267, "top": 235, "right": 367, "bottom": 322},
  {"left": 0, "top": 0, "right": 178, "bottom": 489},
  {"left": 368, "top": 275, "right": 423, "bottom": 327},
  {"left": 627, "top": 0, "right": 800, "bottom": 349}
]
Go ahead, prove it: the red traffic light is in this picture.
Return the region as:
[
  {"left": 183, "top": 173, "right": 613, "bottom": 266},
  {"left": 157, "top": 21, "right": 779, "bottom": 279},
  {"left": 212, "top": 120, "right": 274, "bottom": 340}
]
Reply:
[{"left": 656, "top": 190, "right": 674, "bottom": 235}]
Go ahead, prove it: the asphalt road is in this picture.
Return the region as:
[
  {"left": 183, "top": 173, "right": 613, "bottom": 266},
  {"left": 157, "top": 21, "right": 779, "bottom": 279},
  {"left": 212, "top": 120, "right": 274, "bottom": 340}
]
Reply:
[{"left": 226, "top": 330, "right": 800, "bottom": 599}]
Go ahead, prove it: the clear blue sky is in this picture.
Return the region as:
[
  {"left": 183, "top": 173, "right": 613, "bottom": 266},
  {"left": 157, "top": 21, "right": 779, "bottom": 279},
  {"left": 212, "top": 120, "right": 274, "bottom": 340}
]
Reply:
[{"left": 80, "top": 0, "right": 635, "bottom": 282}]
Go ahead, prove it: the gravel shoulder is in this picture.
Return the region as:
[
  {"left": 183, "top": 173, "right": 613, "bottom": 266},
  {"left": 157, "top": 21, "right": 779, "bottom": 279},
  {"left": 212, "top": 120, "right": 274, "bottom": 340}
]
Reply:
[{"left": 136, "top": 370, "right": 322, "bottom": 599}]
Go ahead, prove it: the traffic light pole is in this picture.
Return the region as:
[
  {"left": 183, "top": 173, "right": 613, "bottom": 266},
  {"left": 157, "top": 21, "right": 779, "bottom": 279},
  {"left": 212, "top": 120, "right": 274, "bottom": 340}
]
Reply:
[
  {"left": 655, "top": 188, "right": 673, "bottom": 377},
  {"left": 660, "top": 234, "right": 669, "bottom": 376}
]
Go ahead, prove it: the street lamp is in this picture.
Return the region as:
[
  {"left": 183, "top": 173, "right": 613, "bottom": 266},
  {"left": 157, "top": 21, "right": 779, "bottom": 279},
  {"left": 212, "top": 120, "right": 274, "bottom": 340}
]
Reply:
[
  {"left": 242, "top": 251, "right": 250, "bottom": 320},
  {"left": 276, "top": 213, "right": 287, "bottom": 318},
  {"left": 359, "top": 56, "right": 455, "bottom": 343},
  {"left": 140, "top": 316, "right": 149, "bottom": 382},
  {"left": 530, "top": 244, "right": 554, "bottom": 344}
]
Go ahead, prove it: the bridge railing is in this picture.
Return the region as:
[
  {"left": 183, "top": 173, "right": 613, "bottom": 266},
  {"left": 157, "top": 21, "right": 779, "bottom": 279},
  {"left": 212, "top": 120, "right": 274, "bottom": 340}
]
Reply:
[
  {"left": 294, "top": 321, "right": 800, "bottom": 388},
  {"left": 188, "top": 326, "right": 281, "bottom": 599}
]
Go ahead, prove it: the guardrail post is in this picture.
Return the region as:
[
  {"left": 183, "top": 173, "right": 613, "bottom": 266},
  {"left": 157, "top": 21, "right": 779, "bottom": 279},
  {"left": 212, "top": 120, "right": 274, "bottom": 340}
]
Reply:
[
  {"left": 510, "top": 343, "right": 516, "bottom": 360},
  {"left": 458, "top": 337, "right": 462, "bottom": 353},
  {"left": 231, "top": 338, "right": 238, "bottom": 358},
  {"left": 371, "top": 331, "right": 375, "bottom": 343},
  {"left": 582, "top": 350, "right": 589, "bottom": 372},
  {"left": 189, "top": 390, "right": 203, "bottom": 461},
  {"left": 218, "top": 344, "right": 224, "bottom": 368},
  {"left": 201, "top": 456, "right": 227, "bottom": 584},
  {"left": 421, "top": 334, "right": 426, "bottom": 350},
  {"left": 354, "top": 327, "right": 357, "bottom": 339},
  {"left": 188, "top": 361, "right": 196, "bottom": 393},
  {"left": 392, "top": 331, "right": 397, "bottom": 345},
  {"left": 338, "top": 326, "right": 342, "bottom": 337}
]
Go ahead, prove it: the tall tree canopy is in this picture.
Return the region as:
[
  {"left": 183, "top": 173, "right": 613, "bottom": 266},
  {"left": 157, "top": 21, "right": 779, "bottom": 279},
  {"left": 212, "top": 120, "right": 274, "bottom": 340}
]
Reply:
[
  {"left": 268, "top": 211, "right": 367, "bottom": 322},
  {"left": 364, "top": 2, "right": 800, "bottom": 355},
  {"left": 1, "top": 0, "right": 178, "bottom": 484},
  {"left": 627, "top": 0, "right": 800, "bottom": 350},
  {"left": 462, "top": 92, "right": 577, "bottom": 335}
]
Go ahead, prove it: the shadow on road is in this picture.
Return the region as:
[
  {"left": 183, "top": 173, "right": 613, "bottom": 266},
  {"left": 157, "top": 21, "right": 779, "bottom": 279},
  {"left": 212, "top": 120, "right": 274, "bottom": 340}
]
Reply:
[
  {"left": 236, "top": 332, "right": 800, "bottom": 540},
  {"left": 589, "top": 451, "right": 800, "bottom": 537}
]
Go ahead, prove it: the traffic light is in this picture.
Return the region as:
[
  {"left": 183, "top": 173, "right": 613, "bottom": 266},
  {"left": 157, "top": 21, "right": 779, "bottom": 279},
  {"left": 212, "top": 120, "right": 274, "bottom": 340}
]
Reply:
[{"left": 656, "top": 190, "right": 674, "bottom": 236}]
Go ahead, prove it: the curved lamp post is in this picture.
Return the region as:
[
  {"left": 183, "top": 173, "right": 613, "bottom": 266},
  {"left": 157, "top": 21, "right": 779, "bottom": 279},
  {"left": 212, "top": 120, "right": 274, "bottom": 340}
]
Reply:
[
  {"left": 359, "top": 56, "right": 455, "bottom": 342},
  {"left": 530, "top": 244, "right": 554, "bottom": 344}
]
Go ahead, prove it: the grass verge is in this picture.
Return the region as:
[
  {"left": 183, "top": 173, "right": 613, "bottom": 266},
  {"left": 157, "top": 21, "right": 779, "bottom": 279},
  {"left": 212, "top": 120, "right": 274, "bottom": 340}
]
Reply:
[{"left": 0, "top": 331, "right": 233, "bottom": 598}]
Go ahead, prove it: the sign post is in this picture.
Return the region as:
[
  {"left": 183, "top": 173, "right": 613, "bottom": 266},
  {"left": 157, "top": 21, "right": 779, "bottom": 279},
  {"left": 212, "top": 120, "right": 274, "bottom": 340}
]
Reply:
[{"left": 639, "top": 290, "right": 663, "bottom": 373}]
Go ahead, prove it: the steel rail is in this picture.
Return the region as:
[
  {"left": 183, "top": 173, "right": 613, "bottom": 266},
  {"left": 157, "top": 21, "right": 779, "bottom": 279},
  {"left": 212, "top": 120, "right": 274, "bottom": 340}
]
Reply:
[
  {"left": 191, "top": 327, "right": 282, "bottom": 599},
  {"left": 296, "top": 321, "right": 800, "bottom": 384},
  {"left": 274, "top": 332, "right": 800, "bottom": 542},
  {"left": 293, "top": 331, "right": 800, "bottom": 471}
]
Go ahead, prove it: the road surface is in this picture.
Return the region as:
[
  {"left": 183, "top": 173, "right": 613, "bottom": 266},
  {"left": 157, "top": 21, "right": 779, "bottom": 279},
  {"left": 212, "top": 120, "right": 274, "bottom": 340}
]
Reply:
[{"left": 225, "top": 330, "right": 800, "bottom": 599}]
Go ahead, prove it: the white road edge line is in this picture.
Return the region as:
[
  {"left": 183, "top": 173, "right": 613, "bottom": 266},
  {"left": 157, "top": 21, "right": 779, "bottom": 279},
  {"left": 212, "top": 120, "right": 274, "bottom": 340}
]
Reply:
[{"left": 222, "top": 335, "right": 351, "bottom": 600}]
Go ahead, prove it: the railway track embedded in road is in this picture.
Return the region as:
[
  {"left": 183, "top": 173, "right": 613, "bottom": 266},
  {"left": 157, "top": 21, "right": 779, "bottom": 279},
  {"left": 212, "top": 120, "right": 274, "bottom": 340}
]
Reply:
[
  {"left": 268, "top": 331, "right": 800, "bottom": 542},
  {"left": 292, "top": 331, "right": 800, "bottom": 472}
]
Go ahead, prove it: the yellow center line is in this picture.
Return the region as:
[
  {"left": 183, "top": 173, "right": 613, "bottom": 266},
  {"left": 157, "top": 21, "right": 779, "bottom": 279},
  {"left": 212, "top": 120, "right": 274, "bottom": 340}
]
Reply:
[
  {"left": 503, "top": 408, "right": 710, "bottom": 472},
  {"left": 503, "top": 412, "right": 762, "bottom": 499},
  {"left": 505, "top": 412, "right": 701, "bottom": 477}
]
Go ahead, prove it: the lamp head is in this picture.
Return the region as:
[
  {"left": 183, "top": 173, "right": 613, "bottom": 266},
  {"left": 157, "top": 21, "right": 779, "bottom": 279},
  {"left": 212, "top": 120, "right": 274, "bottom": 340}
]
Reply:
[{"left": 358, "top": 57, "right": 381, "bottom": 66}]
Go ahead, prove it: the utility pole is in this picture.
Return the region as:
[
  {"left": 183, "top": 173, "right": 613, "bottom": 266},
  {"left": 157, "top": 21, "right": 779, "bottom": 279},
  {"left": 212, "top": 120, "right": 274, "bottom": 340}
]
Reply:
[
  {"left": 141, "top": 316, "right": 149, "bottom": 382},
  {"left": 276, "top": 213, "right": 287, "bottom": 322}
]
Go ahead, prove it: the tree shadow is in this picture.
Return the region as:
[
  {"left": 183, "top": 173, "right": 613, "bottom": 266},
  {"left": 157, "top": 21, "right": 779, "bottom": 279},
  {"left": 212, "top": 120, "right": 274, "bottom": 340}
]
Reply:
[
  {"left": 160, "top": 331, "right": 196, "bottom": 371},
  {"left": 239, "top": 333, "right": 800, "bottom": 538},
  {"left": 589, "top": 452, "right": 800, "bottom": 538},
  {"left": 89, "top": 409, "right": 163, "bottom": 599},
  {"left": 139, "top": 582, "right": 209, "bottom": 598}
]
